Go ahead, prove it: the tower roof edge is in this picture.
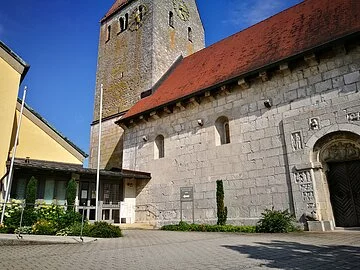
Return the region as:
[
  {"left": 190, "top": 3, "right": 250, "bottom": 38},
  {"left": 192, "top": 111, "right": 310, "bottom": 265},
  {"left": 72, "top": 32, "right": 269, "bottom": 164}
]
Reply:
[{"left": 101, "top": 0, "right": 133, "bottom": 23}]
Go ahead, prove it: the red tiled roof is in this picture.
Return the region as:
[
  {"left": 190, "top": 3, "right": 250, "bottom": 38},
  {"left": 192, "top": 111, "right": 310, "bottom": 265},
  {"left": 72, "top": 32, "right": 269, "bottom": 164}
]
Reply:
[
  {"left": 122, "top": 0, "right": 360, "bottom": 121},
  {"left": 101, "top": 0, "right": 131, "bottom": 22}
]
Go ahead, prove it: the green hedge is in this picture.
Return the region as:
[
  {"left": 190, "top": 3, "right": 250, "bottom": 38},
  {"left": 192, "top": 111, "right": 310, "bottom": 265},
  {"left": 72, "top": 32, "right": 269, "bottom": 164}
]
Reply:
[{"left": 161, "top": 221, "right": 256, "bottom": 233}]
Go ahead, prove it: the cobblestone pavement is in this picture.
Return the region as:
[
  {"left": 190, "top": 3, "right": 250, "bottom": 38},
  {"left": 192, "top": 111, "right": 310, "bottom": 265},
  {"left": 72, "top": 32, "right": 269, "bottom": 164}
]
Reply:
[{"left": 0, "top": 230, "right": 359, "bottom": 270}]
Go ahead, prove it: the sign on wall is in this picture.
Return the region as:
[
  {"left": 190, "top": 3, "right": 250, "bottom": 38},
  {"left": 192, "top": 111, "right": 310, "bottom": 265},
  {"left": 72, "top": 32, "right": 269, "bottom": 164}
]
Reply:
[
  {"left": 180, "top": 187, "right": 194, "bottom": 202},
  {"left": 180, "top": 187, "right": 194, "bottom": 223}
]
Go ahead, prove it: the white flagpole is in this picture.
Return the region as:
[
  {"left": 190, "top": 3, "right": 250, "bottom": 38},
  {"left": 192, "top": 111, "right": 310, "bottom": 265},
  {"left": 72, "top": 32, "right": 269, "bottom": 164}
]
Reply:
[
  {"left": 1, "top": 86, "right": 28, "bottom": 224},
  {"left": 95, "top": 84, "right": 103, "bottom": 221}
]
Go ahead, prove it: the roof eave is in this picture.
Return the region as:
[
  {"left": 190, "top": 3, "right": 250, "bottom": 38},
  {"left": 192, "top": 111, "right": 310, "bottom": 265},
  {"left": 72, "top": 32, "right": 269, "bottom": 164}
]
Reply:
[{"left": 118, "top": 31, "right": 360, "bottom": 125}]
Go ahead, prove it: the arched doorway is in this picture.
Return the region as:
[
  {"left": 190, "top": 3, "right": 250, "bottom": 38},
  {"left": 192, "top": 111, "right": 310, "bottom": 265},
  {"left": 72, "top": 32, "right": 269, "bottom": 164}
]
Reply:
[{"left": 313, "top": 131, "right": 360, "bottom": 227}]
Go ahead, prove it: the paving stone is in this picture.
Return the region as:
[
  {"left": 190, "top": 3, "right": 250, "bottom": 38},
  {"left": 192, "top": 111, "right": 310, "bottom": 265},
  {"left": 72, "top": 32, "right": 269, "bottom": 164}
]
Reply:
[{"left": 0, "top": 230, "right": 359, "bottom": 270}]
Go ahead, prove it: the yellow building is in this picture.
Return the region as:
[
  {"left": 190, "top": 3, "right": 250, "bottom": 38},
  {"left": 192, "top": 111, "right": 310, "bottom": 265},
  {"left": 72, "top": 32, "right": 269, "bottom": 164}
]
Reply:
[
  {"left": 0, "top": 40, "right": 87, "bottom": 202},
  {"left": 1, "top": 41, "right": 149, "bottom": 224},
  {"left": 0, "top": 41, "right": 29, "bottom": 184}
]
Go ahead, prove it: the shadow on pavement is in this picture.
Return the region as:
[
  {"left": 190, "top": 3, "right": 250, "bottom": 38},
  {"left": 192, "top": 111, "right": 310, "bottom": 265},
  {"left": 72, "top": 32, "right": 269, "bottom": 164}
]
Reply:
[{"left": 223, "top": 240, "right": 360, "bottom": 269}]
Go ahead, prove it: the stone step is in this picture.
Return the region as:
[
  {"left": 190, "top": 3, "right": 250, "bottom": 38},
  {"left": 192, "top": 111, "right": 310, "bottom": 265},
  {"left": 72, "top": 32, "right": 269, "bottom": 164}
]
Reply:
[{"left": 119, "top": 223, "right": 157, "bottom": 230}]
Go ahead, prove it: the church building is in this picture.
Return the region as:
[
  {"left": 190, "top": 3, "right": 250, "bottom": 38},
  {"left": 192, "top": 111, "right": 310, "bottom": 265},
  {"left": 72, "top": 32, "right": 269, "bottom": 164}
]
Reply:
[{"left": 90, "top": 0, "right": 360, "bottom": 229}]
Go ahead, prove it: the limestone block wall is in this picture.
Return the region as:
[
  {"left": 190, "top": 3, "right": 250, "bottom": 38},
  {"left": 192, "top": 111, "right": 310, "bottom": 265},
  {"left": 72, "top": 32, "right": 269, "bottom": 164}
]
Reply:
[
  {"left": 93, "top": 0, "right": 154, "bottom": 121},
  {"left": 89, "top": 116, "right": 123, "bottom": 170},
  {"left": 152, "top": 0, "right": 205, "bottom": 84},
  {"left": 90, "top": 0, "right": 205, "bottom": 169},
  {"left": 122, "top": 41, "right": 360, "bottom": 226}
]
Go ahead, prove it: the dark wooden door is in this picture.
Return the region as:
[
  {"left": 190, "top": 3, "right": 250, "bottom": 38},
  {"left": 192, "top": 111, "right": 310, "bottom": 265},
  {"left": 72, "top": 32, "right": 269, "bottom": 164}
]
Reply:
[{"left": 327, "top": 161, "right": 360, "bottom": 227}]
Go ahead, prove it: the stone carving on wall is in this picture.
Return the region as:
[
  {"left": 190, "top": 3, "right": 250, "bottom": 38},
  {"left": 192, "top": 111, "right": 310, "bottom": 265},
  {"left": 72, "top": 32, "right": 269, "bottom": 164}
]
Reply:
[
  {"left": 291, "top": 132, "right": 303, "bottom": 151},
  {"left": 294, "top": 170, "right": 315, "bottom": 202},
  {"left": 347, "top": 112, "right": 360, "bottom": 122},
  {"left": 321, "top": 141, "right": 360, "bottom": 162},
  {"left": 294, "top": 170, "right": 311, "bottom": 184},
  {"left": 309, "top": 117, "right": 320, "bottom": 130},
  {"left": 307, "top": 202, "right": 316, "bottom": 209}
]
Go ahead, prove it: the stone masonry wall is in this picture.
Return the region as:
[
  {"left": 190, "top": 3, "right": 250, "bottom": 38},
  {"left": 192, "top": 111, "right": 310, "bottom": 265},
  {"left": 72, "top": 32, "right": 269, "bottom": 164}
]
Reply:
[
  {"left": 122, "top": 41, "right": 360, "bottom": 226},
  {"left": 93, "top": 0, "right": 154, "bottom": 121},
  {"left": 90, "top": 0, "right": 205, "bottom": 169},
  {"left": 89, "top": 116, "right": 123, "bottom": 170},
  {"left": 152, "top": 0, "right": 205, "bottom": 84}
]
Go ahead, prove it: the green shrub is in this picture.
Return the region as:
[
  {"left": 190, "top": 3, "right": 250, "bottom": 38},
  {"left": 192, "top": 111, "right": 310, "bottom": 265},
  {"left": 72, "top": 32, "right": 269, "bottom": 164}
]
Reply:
[
  {"left": 2, "top": 202, "right": 22, "bottom": 232},
  {"left": 25, "top": 177, "right": 37, "bottom": 209},
  {"left": 161, "top": 222, "right": 256, "bottom": 233},
  {"left": 88, "top": 222, "right": 122, "bottom": 238},
  {"left": 32, "top": 220, "right": 56, "bottom": 235},
  {"left": 57, "top": 210, "right": 83, "bottom": 230},
  {"left": 57, "top": 222, "right": 90, "bottom": 236},
  {"left": 66, "top": 179, "right": 77, "bottom": 210},
  {"left": 36, "top": 204, "right": 82, "bottom": 231},
  {"left": 15, "top": 226, "right": 33, "bottom": 235},
  {"left": 63, "top": 222, "right": 122, "bottom": 238},
  {"left": 0, "top": 224, "right": 10, "bottom": 234},
  {"left": 21, "top": 208, "right": 38, "bottom": 227},
  {"left": 216, "top": 180, "right": 227, "bottom": 225},
  {"left": 256, "top": 208, "right": 298, "bottom": 233}
]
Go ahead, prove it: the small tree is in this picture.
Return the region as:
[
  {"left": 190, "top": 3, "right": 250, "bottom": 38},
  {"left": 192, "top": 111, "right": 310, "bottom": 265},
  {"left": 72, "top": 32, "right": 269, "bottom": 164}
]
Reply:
[
  {"left": 25, "top": 176, "right": 38, "bottom": 209},
  {"left": 66, "top": 179, "right": 77, "bottom": 211},
  {"left": 216, "top": 180, "right": 227, "bottom": 225}
]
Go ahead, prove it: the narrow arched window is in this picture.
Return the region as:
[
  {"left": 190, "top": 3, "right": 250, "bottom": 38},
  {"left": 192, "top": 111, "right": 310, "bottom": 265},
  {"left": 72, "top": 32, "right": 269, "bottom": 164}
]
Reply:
[
  {"left": 188, "top": 27, "right": 192, "bottom": 42},
  {"left": 155, "top": 135, "right": 165, "bottom": 159},
  {"left": 106, "top": 25, "right": 111, "bottom": 42},
  {"left": 215, "top": 116, "right": 230, "bottom": 145},
  {"left": 125, "top": 13, "right": 129, "bottom": 29},
  {"left": 169, "top": 11, "right": 174, "bottom": 27},
  {"left": 120, "top": 17, "right": 125, "bottom": 32},
  {"left": 139, "top": 6, "right": 143, "bottom": 21}
]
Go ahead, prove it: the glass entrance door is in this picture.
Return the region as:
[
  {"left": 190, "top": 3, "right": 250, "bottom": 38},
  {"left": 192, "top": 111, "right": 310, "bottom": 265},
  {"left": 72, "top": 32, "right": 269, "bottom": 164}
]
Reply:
[{"left": 79, "top": 181, "right": 96, "bottom": 221}]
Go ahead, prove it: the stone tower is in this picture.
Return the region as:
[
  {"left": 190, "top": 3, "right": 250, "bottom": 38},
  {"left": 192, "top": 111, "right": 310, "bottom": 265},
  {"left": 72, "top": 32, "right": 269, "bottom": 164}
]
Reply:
[{"left": 89, "top": 0, "right": 205, "bottom": 169}]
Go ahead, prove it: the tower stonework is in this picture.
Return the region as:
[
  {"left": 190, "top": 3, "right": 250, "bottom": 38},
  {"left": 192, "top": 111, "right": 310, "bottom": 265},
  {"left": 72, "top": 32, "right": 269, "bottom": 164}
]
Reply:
[{"left": 89, "top": 0, "right": 205, "bottom": 169}]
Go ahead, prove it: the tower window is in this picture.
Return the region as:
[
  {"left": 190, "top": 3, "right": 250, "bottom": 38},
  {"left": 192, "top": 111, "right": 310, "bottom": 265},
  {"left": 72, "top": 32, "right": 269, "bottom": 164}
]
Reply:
[
  {"left": 106, "top": 25, "right": 111, "bottom": 42},
  {"left": 215, "top": 116, "right": 230, "bottom": 145},
  {"left": 169, "top": 11, "right": 174, "bottom": 27},
  {"left": 155, "top": 135, "right": 165, "bottom": 159},
  {"left": 139, "top": 6, "right": 144, "bottom": 21},
  {"left": 119, "top": 17, "right": 125, "bottom": 32},
  {"left": 188, "top": 27, "right": 192, "bottom": 42},
  {"left": 125, "top": 13, "right": 129, "bottom": 29}
]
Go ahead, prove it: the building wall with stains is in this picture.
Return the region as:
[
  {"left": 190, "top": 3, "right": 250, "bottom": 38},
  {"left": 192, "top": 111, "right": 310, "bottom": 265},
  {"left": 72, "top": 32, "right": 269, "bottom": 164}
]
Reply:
[
  {"left": 122, "top": 42, "right": 360, "bottom": 227},
  {"left": 90, "top": 0, "right": 204, "bottom": 169}
]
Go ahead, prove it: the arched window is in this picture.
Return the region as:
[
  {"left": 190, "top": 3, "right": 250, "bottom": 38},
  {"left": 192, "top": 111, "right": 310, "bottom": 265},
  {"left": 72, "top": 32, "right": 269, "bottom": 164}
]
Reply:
[
  {"left": 139, "top": 6, "right": 144, "bottom": 21},
  {"left": 106, "top": 25, "right": 111, "bottom": 42},
  {"left": 215, "top": 116, "right": 230, "bottom": 145},
  {"left": 188, "top": 27, "right": 192, "bottom": 42},
  {"left": 169, "top": 11, "right": 174, "bottom": 27},
  {"left": 155, "top": 135, "right": 165, "bottom": 159},
  {"left": 119, "top": 17, "right": 125, "bottom": 32},
  {"left": 125, "top": 13, "right": 129, "bottom": 29}
]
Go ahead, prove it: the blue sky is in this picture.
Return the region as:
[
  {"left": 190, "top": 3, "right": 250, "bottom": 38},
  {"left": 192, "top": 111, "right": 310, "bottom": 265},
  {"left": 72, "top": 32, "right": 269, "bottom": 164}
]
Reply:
[{"left": 0, "top": 0, "right": 301, "bottom": 165}]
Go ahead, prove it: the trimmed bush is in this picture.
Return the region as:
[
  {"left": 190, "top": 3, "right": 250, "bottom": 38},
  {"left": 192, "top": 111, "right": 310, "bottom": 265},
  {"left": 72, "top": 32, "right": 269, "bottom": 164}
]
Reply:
[
  {"left": 66, "top": 179, "right": 77, "bottom": 210},
  {"left": 216, "top": 180, "right": 227, "bottom": 225},
  {"left": 25, "top": 177, "right": 37, "bottom": 209},
  {"left": 256, "top": 208, "right": 298, "bottom": 233},
  {"left": 161, "top": 222, "right": 256, "bottom": 233},
  {"left": 88, "top": 222, "right": 122, "bottom": 238}
]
